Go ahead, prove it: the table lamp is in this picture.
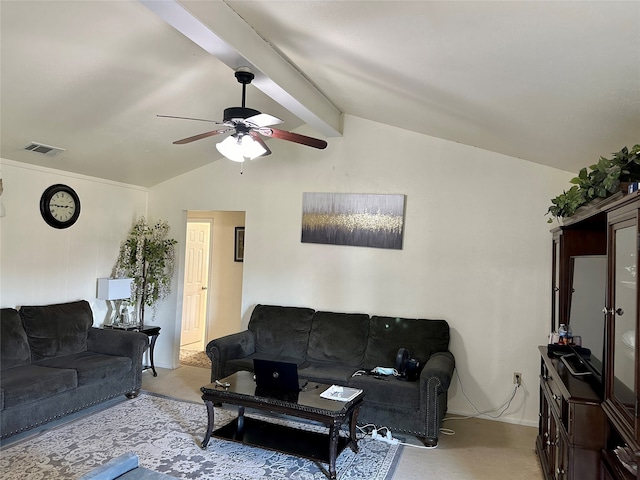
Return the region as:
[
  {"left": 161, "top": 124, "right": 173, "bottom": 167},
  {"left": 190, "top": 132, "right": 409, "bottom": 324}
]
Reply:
[{"left": 97, "top": 278, "right": 133, "bottom": 326}]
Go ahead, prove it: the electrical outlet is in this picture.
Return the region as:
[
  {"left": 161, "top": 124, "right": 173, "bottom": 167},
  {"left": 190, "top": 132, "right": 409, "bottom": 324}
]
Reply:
[{"left": 513, "top": 372, "right": 522, "bottom": 386}]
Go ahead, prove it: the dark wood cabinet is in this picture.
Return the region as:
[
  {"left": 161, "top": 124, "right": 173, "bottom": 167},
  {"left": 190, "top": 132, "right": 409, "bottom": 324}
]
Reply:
[
  {"left": 539, "top": 192, "right": 640, "bottom": 479},
  {"left": 537, "top": 346, "right": 605, "bottom": 480}
]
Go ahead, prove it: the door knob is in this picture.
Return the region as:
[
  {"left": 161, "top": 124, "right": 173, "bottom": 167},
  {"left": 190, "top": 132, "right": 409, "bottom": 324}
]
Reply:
[{"left": 201, "top": 286, "right": 208, "bottom": 290}]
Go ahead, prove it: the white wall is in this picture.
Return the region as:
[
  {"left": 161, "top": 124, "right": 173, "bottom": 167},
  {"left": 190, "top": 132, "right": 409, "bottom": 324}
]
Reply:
[
  {"left": 149, "top": 114, "right": 573, "bottom": 426},
  {"left": 0, "top": 159, "right": 147, "bottom": 322},
  {"left": 0, "top": 115, "right": 577, "bottom": 426}
]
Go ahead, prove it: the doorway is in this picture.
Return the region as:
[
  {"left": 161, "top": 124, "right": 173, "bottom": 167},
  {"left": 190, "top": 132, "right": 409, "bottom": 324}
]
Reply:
[
  {"left": 180, "top": 220, "right": 211, "bottom": 351},
  {"left": 179, "top": 211, "right": 245, "bottom": 362}
]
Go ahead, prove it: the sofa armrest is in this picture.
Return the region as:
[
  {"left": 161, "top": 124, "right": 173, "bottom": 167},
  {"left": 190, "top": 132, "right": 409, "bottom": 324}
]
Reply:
[
  {"left": 87, "top": 328, "right": 149, "bottom": 391},
  {"left": 420, "top": 350, "right": 455, "bottom": 393},
  {"left": 79, "top": 453, "right": 176, "bottom": 479},
  {"left": 206, "top": 330, "right": 256, "bottom": 382},
  {"left": 79, "top": 453, "right": 139, "bottom": 480},
  {"left": 419, "top": 350, "right": 455, "bottom": 444},
  {"left": 87, "top": 328, "right": 149, "bottom": 360}
]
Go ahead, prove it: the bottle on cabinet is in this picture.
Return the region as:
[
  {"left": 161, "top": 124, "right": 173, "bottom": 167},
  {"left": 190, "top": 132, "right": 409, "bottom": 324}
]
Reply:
[{"left": 558, "top": 323, "right": 573, "bottom": 345}]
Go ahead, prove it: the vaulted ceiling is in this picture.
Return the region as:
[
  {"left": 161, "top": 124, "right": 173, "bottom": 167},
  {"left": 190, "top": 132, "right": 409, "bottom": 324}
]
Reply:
[{"left": 1, "top": 1, "right": 638, "bottom": 187}]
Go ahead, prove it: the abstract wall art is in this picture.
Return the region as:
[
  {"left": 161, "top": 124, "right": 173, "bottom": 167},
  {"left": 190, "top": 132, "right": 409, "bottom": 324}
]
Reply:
[{"left": 301, "top": 193, "right": 406, "bottom": 249}]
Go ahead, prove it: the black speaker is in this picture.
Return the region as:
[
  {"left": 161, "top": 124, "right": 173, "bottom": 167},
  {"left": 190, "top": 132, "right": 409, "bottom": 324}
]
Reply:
[
  {"left": 405, "top": 358, "right": 420, "bottom": 381},
  {"left": 396, "top": 348, "right": 420, "bottom": 381}
]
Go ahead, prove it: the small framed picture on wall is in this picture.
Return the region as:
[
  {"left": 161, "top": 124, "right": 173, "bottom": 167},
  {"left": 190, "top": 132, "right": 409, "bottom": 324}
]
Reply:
[{"left": 234, "top": 226, "right": 245, "bottom": 262}]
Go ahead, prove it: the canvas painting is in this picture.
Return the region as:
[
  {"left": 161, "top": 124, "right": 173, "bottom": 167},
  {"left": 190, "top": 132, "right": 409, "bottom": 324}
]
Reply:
[{"left": 301, "top": 193, "right": 405, "bottom": 249}]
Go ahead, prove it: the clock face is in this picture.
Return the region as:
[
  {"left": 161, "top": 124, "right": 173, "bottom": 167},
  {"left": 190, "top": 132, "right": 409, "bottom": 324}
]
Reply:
[
  {"left": 49, "top": 191, "right": 76, "bottom": 222},
  {"left": 40, "top": 184, "right": 81, "bottom": 228}
]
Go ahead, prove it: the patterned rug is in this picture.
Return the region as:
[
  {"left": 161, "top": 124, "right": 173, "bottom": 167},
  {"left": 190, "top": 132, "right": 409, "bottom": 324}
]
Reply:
[
  {"left": 0, "top": 393, "right": 402, "bottom": 479},
  {"left": 179, "top": 349, "right": 211, "bottom": 368}
]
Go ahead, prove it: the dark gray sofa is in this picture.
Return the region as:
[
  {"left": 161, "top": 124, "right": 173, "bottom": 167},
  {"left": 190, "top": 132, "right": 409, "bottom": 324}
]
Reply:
[
  {"left": 0, "top": 300, "right": 149, "bottom": 439},
  {"left": 206, "top": 304, "right": 455, "bottom": 446}
]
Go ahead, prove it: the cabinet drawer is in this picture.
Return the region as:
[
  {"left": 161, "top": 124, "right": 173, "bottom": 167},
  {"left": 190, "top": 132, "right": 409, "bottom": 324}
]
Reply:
[{"left": 542, "top": 374, "right": 564, "bottom": 420}]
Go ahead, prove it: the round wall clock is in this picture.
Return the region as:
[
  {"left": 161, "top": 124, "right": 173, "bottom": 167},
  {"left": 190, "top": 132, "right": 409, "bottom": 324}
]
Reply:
[{"left": 40, "top": 184, "right": 81, "bottom": 229}]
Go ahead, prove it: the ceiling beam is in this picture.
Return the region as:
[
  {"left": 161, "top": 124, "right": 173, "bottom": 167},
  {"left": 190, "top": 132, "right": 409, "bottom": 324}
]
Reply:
[{"left": 140, "top": 0, "right": 342, "bottom": 138}]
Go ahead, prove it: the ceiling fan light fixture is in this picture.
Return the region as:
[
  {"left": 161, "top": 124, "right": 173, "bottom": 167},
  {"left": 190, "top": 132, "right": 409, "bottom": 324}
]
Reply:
[
  {"left": 163, "top": 67, "right": 327, "bottom": 155},
  {"left": 216, "top": 134, "right": 266, "bottom": 163}
]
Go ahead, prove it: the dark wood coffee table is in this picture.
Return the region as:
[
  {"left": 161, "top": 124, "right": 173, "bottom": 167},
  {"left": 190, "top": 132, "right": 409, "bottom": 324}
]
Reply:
[{"left": 200, "top": 371, "right": 364, "bottom": 480}]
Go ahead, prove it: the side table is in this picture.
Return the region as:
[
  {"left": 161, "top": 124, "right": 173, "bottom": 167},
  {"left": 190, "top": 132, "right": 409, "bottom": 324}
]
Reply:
[{"left": 103, "top": 325, "right": 161, "bottom": 377}]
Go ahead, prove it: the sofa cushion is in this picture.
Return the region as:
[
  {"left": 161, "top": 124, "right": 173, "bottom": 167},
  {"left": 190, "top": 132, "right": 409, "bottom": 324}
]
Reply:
[
  {"left": 307, "top": 311, "right": 370, "bottom": 366},
  {"left": 20, "top": 300, "right": 93, "bottom": 362},
  {"left": 35, "top": 352, "right": 132, "bottom": 386},
  {"left": 1, "top": 308, "right": 31, "bottom": 370},
  {"left": 226, "top": 352, "right": 306, "bottom": 372},
  {"left": 347, "top": 374, "right": 421, "bottom": 410},
  {"left": 0, "top": 364, "right": 77, "bottom": 408},
  {"left": 364, "top": 316, "right": 450, "bottom": 368},
  {"left": 298, "top": 362, "right": 356, "bottom": 384},
  {"left": 248, "top": 305, "right": 315, "bottom": 359}
]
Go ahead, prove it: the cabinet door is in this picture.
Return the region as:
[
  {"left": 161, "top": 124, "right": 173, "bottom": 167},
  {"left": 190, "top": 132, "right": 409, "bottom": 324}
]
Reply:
[
  {"left": 549, "top": 411, "right": 561, "bottom": 479},
  {"left": 552, "top": 234, "right": 561, "bottom": 333},
  {"left": 556, "top": 433, "right": 568, "bottom": 480},
  {"left": 540, "top": 386, "right": 556, "bottom": 477},
  {"left": 607, "top": 217, "right": 638, "bottom": 435}
]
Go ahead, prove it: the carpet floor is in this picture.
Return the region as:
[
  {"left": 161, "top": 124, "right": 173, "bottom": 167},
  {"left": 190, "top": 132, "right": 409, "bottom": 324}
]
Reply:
[
  {"left": 179, "top": 349, "right": 211, "bottom": 369},
  {"left": 0, "top": 392, "right": 402, "bottom": 479}
]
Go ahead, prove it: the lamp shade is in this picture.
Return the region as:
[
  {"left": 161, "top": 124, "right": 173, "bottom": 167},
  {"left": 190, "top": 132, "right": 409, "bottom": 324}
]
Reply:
[
  {"left": 97, "top": 278, "right": 133, "bottom": 300},
  {"left": 216, "top": 134, "right": 266, "bottom": 162}
]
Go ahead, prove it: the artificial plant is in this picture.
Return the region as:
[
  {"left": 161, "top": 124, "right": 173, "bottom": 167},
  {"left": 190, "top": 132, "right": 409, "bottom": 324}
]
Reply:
[
  {"left": 113, "top": 217, "right": 177, "bottom": 325},
  {"left": 547, "top": 144, "right": 640, "bottom": 223}
]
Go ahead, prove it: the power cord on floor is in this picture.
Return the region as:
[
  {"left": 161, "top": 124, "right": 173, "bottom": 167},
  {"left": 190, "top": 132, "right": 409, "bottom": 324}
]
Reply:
[
  {"left": 357, "top": 423, "right": 438, "bottom": 449},
  {"left": 356, "top": 371, "right": 522, "bottom": 446},
  {"left": 441, "top": 369, "right": 522, "bottom": 437}
]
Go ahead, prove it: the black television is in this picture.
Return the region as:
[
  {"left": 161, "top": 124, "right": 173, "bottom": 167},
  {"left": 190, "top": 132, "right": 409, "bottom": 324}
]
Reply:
[{"left": 563, "top": 255, "right": 606, "bottom": 387}]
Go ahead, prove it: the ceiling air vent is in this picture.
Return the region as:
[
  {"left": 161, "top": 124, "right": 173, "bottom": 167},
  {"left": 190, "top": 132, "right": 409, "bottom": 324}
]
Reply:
[{"left": 23, "top": 142, "right": 65, "bottom": 157}]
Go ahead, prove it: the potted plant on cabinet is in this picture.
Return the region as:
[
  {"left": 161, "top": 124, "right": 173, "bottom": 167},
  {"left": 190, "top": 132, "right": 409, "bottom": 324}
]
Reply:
[
  {"left": 547, "top": 144, "right": 640, "bottom": 223},
  {"left": 112, "top": 217, "right": 177, "bottom": 327}
]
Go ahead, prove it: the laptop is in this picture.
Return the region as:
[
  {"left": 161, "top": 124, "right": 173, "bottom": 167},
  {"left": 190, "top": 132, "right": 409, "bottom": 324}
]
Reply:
[{"left": 253, "top": 359, "right": 307, "bottom": 396}]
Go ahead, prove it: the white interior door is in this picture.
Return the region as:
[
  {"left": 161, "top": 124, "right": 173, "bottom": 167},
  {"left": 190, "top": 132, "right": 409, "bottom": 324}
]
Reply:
[{"left": 180, "top": 221, "right": 211, "bottom": 349}]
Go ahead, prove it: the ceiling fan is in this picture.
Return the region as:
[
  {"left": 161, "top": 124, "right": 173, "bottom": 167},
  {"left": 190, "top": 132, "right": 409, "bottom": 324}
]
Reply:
[{"left": 158, "top": 67, "right": 327, "bottom": 163}]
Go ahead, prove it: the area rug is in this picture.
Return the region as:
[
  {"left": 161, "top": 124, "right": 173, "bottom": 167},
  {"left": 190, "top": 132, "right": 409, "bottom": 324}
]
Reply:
[
  {"left": 0, "top": 393, "right": 402, "bottom": 480},
  {"left": 179, "top": 348, "right": 211, "bottom": 368}
]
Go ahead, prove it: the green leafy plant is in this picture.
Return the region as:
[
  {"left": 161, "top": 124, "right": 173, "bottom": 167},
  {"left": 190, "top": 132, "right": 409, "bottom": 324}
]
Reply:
[
  {"left": 547, "top": 144, "right": 640, "bottom": 223},
  {"left": 546, "top": 185, "right": 586, "bottom": 220},
  {"left": 113, "top": 217, "right": 177, "bottom": 324}
]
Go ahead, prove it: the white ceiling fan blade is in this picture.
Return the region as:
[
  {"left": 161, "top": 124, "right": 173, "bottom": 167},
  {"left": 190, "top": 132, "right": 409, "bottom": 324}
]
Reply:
[
  {"left": 245, "top": 113, "right": 283, "bottom": 128},
  {"left": 249, "top": 132, "right": 272, "bottom": 157}
]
